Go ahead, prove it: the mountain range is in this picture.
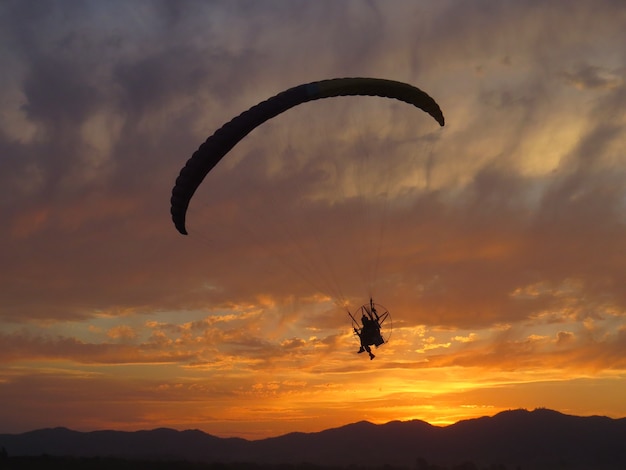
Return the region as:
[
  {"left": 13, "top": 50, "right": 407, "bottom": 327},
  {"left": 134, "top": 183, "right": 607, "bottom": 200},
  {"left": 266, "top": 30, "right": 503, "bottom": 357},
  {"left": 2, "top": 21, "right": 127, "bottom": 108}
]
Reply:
[{"left": 2, "top": 408, "right": 625, "bottom": 469}]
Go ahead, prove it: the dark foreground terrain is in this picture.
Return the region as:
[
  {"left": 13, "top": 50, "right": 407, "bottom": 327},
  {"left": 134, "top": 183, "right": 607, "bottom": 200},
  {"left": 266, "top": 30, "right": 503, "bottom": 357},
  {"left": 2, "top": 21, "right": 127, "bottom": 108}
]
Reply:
[
  {"left": 0, "top": 455, "right": 518, "bottom": 470},
  {"left": 2, "top": 409, "right": 625, "bottom": 470}
]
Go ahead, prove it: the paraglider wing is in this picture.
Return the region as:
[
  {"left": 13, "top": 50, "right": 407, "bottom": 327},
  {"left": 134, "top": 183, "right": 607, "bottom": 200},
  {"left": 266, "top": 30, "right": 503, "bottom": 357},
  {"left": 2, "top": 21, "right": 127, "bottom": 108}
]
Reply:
[{"left": 170, "top": 77, "right": 445, "bottom": 235}]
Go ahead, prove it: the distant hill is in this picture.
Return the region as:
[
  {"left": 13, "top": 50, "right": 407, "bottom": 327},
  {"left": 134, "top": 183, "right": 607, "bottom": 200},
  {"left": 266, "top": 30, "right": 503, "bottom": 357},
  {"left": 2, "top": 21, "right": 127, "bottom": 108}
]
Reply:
[{"left": 1, "top": 409, "right": 625, "bottom": 469}]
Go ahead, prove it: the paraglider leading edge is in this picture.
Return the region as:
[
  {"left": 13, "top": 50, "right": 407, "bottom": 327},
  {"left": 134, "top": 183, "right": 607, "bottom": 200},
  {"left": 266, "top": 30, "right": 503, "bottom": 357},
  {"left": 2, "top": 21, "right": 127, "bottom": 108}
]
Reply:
[{"left": 170, "top": 77, "right": 445, "bottom": 235}]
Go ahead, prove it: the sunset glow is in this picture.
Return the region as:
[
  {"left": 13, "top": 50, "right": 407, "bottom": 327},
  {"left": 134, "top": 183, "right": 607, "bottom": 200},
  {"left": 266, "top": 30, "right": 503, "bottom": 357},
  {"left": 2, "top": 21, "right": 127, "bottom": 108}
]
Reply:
[{"left": 1, "top": 0, "right": 626, "bottom": 441}]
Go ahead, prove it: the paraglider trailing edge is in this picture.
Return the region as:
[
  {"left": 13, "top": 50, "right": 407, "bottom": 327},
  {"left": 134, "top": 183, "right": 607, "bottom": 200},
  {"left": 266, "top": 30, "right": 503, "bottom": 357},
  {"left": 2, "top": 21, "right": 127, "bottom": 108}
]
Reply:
[{"left": 170, "top": 77, "right": 444, "bottom": 235}]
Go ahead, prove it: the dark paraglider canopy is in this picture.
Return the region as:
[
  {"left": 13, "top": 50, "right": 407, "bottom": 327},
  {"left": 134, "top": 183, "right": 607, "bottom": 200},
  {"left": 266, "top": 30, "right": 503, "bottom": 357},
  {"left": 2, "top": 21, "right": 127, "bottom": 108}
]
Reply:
[{"left": 170, "top": 77, "right": 445, "bottom": 235}]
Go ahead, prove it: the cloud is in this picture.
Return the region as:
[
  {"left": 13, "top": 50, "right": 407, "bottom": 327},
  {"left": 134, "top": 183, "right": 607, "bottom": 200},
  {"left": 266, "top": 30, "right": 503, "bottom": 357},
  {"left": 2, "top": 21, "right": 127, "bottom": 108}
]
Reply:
[
  {"left": 560, "top": 64, "right": 623, "bottom": 91},
  {"left": 1, "top": 0, "right": 624, "bottom": 326},
  {"left": 1, "top": 0, "right": 626, "bottom": 436},
  {"left": 0, "top": 330, "right": 195, "bottom": 364},
  {"left": 0, "top": 0, "right": 620, "bottom": 336}
]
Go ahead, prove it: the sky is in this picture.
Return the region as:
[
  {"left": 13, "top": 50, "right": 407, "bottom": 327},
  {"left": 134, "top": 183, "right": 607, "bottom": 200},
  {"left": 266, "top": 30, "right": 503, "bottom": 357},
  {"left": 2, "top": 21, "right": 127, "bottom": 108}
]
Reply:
[{"left": 1, "top": 0, "right": 626, "bottom": 440}]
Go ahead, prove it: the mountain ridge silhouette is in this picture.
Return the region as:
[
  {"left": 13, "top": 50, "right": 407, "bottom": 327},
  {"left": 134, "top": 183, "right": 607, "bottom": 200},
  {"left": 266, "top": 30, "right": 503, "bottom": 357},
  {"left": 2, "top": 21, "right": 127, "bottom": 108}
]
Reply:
[{"left": 1, "top": 408, "right": 625, "bottom": 469}]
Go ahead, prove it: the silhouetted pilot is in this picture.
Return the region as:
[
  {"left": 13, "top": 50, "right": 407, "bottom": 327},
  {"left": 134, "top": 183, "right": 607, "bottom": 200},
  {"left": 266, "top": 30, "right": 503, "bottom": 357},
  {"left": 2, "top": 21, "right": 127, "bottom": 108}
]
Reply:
[{"left": 357, "top": 314, "right": 377, "bottom": 360}]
